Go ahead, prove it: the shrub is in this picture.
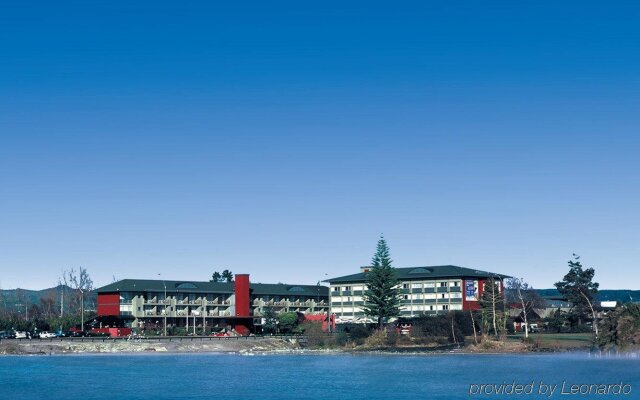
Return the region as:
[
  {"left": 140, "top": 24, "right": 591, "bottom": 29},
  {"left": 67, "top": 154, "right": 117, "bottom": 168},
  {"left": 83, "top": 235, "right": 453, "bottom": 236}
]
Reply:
[
  {"left": 300, "top": 321, "right": 334, "bottom": 348},
  {"left": 364, "top": 329, "right": 389, "bottom": 348}
]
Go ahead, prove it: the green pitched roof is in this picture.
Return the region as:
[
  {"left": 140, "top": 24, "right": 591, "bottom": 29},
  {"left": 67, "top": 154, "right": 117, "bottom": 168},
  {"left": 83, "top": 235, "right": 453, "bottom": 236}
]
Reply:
[
  {"left": 325, "top": 265, "right": 510, "bottom": 284},
  {"left": 251, "top": 283, "right": 328, "bottom": 297},
  {"left": 96, "top": 279, "right": 235, "bottom": 294},
  {"left": 96, "top": 279, "right": 329, "bottom": 297}
]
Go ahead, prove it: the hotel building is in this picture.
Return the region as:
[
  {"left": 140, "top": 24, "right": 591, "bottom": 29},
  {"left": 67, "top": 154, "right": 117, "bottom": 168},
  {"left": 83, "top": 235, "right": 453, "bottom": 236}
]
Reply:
[
  {"left": 96, "top": 274, "right": 329, "bottom": 334},
  {"left": 326, "top": 265, "right": 509, "bottom": 323}
]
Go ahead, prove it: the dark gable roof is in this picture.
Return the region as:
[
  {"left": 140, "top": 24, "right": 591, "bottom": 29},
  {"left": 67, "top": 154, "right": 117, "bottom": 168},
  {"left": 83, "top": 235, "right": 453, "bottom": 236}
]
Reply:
[
  {"left": 97, "top": 279, "right": 329, "bottom": 297},
  {"left": 96, "top": 279, "right": 234, "bottom": 294},
  {"left": 325, "top": 265, "right": 510, "bottom": 284},
  {"left": 251, "top": 283, "right": 328, "bottom": 297}
]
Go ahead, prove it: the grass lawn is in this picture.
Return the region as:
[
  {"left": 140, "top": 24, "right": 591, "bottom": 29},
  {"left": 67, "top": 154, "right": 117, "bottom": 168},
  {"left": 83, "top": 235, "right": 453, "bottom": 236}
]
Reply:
[{"left": 506, "top": 332, "right": 594, "bottom": 350}]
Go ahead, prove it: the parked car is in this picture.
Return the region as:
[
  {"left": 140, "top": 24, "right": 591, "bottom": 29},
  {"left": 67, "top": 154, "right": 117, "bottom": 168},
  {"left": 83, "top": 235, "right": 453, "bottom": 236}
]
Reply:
[
  {"left": 0, "top": 331, "right": 16, "bottom": 339},
  {"left": 14, "top": 331, "right": 30, "bottom": 339},
  {"left": 39, "top": 331, "right": 57, "bottom": 339}
]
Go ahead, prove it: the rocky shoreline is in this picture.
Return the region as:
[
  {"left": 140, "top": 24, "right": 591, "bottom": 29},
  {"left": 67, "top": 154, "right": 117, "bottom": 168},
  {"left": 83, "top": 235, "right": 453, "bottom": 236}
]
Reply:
[
  {"left": 3, "top": 337, "right": 632, "bottom": 356},
  {"left": 0, "top": 337, "right": 301, "bottom": 355}
]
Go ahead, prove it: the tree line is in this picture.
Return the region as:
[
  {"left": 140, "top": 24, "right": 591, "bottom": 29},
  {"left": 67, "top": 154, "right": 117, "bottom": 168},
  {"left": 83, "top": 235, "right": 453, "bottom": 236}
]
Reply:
[{"left": 0, "top": 267, "right": 94, "bottom": 333}]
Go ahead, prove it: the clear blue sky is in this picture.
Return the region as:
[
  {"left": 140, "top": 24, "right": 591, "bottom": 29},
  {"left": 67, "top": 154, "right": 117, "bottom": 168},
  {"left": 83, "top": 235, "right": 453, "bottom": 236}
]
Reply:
[{"left": 1, "top": 1, "right": 638, "bottom": 290}]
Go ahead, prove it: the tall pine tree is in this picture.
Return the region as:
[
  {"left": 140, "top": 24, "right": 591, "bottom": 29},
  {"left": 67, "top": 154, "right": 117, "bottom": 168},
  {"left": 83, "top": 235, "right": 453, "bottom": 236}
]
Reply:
[
  {"left": 362, "top": 236, "right": 402, "bottom": 329},
  {"left": 555, "top": 254, "right": 599, "bottom": 335}
]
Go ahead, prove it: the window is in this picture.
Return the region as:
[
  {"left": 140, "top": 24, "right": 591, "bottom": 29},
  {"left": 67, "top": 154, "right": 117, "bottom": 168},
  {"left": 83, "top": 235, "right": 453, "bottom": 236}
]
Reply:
[
  {"left": 403, "top": 295, "right": 409, "bottom": 300},
  {"left": 429, "top": 305, "right": 434, "bottom": 311},
  {"left": 176, "top": 282, "right": 198, "bottom": 289},
  {"left": 332, "top": 287, "right": 339, "bottom": 292},
  {"left": 441, "top": 293, "right": 446, "bottom": 299},
  {"left": 343, "top": 286, "right": 351, "bottom": 291},
  {"left": 440, "top": 282, "right": 447, "bottom": 287},
  {"left": 403, "top": 283, "right": 409, "bottom": 289},
  {"left": 442, "top": 305, "right": 449, "bottom": 310}
]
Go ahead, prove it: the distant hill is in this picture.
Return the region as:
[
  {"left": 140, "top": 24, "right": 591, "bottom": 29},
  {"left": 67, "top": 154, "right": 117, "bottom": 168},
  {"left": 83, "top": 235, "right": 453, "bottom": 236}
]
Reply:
[
  {"left": 0, "top": 285, "right": 96, "bottom": 313},
  {"left": 535, "top": 289, "right": 640, "bottom": 303},
  {"left": 0, "top": 285, "right": 69, "bottom": 309}
]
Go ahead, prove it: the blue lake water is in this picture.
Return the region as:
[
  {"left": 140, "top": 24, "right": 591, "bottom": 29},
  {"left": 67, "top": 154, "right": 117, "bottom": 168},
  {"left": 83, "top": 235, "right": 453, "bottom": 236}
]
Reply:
[{"left": 0, "top": 353, "right": 638, "bottom": 399}]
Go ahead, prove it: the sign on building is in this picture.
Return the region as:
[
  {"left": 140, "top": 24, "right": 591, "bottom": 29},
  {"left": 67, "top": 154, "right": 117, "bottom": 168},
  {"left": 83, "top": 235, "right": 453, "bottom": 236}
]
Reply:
[{"left": 465, "top": 280, "right": 477, "bottom": 301}]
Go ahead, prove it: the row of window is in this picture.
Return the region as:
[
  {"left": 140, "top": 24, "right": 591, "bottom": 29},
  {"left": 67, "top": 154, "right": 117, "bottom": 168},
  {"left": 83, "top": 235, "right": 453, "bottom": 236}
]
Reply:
[
  {"left": 332, "top": 280, "right": 462, "bottom": 292},
  {"left": 332, "top": 303, "right": 463, "bottom": 314},
  {"left": 402, "top": 292, "right": 462, "bottom": 300},
  {"left": 331, "top": 292, "right": 463, "bottom": 303},
  {"left": 403, "top": 304, "right": 463, "bottom": 312}
]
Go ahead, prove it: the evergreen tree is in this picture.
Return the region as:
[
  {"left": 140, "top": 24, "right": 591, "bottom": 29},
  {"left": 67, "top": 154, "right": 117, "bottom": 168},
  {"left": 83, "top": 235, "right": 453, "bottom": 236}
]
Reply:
[
  {"left": 362, "top": 236, "right": 401, "bottom": 329},
  {"left": 210, "top": 271, "right": 221, "bottom": 282},
  {"left": 261, "top": 306, "right": 277, "bottom": 334},
  {"left": 222, "top": 269, "right": 234, "bottom": 283},
  {"left": 555, "top": 254, "right": 599, "bottom": 331}
]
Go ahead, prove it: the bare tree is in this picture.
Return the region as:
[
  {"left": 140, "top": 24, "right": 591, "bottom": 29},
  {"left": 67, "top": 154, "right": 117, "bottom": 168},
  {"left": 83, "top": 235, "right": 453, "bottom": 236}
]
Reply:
[
  {"left": 469, "top": 309, "right": 478, "bottom": 344},
  {"left": 578, "top": 289, "right": 599, "bottom": 338},
  {"left": 506, "top": 277, "right": 543, "bottom": 338},
  {"left": 479, "top": 278, "right": 505, "bottom": 337},
  {"left": 40, "top": 294, "right": 57, "bottom": 320},
  {"left": 0, "top": 282, "right": 6, "bottom": 318},
  {"left": 61, "top": 267, "right": 93, "bottom": 331}
]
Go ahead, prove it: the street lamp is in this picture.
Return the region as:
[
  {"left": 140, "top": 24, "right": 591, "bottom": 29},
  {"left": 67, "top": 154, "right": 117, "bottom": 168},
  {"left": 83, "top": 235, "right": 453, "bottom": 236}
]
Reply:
[
  {"left": 324, "top": 273, "right": 332, "bottom": 334},
  {"left": 158, "top": 274, "right": 167, "bottom": 336}
]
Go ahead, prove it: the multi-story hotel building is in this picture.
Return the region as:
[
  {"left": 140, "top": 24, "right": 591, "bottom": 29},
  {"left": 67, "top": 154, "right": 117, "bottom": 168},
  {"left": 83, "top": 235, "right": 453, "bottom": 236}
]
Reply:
[
  {"left": 326, "top": 265, "right": 509, "bottom": 323},
  {"left": 96, "top": 274, "right": 329, "bottom": 334}
]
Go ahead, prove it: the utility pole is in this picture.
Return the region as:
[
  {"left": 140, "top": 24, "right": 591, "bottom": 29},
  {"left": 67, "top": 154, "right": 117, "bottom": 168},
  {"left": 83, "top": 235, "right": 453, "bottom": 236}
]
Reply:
[
  {"left": 159, "top": 274, "right": 167, "bottom": 336},
  {"left": 80, "top": 288, "right": 84, "bottom": 332}
]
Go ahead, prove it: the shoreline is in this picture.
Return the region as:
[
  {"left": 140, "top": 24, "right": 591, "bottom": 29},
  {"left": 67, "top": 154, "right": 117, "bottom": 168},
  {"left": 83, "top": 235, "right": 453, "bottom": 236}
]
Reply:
[{"left": 3, "top": 337, "right": 632, "bottom": 357}]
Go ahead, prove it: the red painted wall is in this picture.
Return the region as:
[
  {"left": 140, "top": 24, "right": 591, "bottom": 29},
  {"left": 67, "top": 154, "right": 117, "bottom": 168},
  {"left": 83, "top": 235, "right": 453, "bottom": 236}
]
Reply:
[
  {"left": 97, "top": 293, "right": 120, "bottom": 316},
  {"left": 462, "top": 278, "right": 503, "bottom": 311},
  {"left": 91, "top": 327, "right": 132, "bottom": 337},
  {"left": 304, "top": 313, "right": 336, "bottom": 332},
  {"left": 234, "top": 274, "right": 250, "bottom": 317}
]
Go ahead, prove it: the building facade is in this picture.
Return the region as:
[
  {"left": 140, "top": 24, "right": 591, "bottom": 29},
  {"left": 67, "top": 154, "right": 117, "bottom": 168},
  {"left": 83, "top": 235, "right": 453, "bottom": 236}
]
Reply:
[
  {"left": 96, "top": 274, "right": 329, "bottom": 334},
  {"left": 326, "top": 265, "right": 509, "bottom": 323}
]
